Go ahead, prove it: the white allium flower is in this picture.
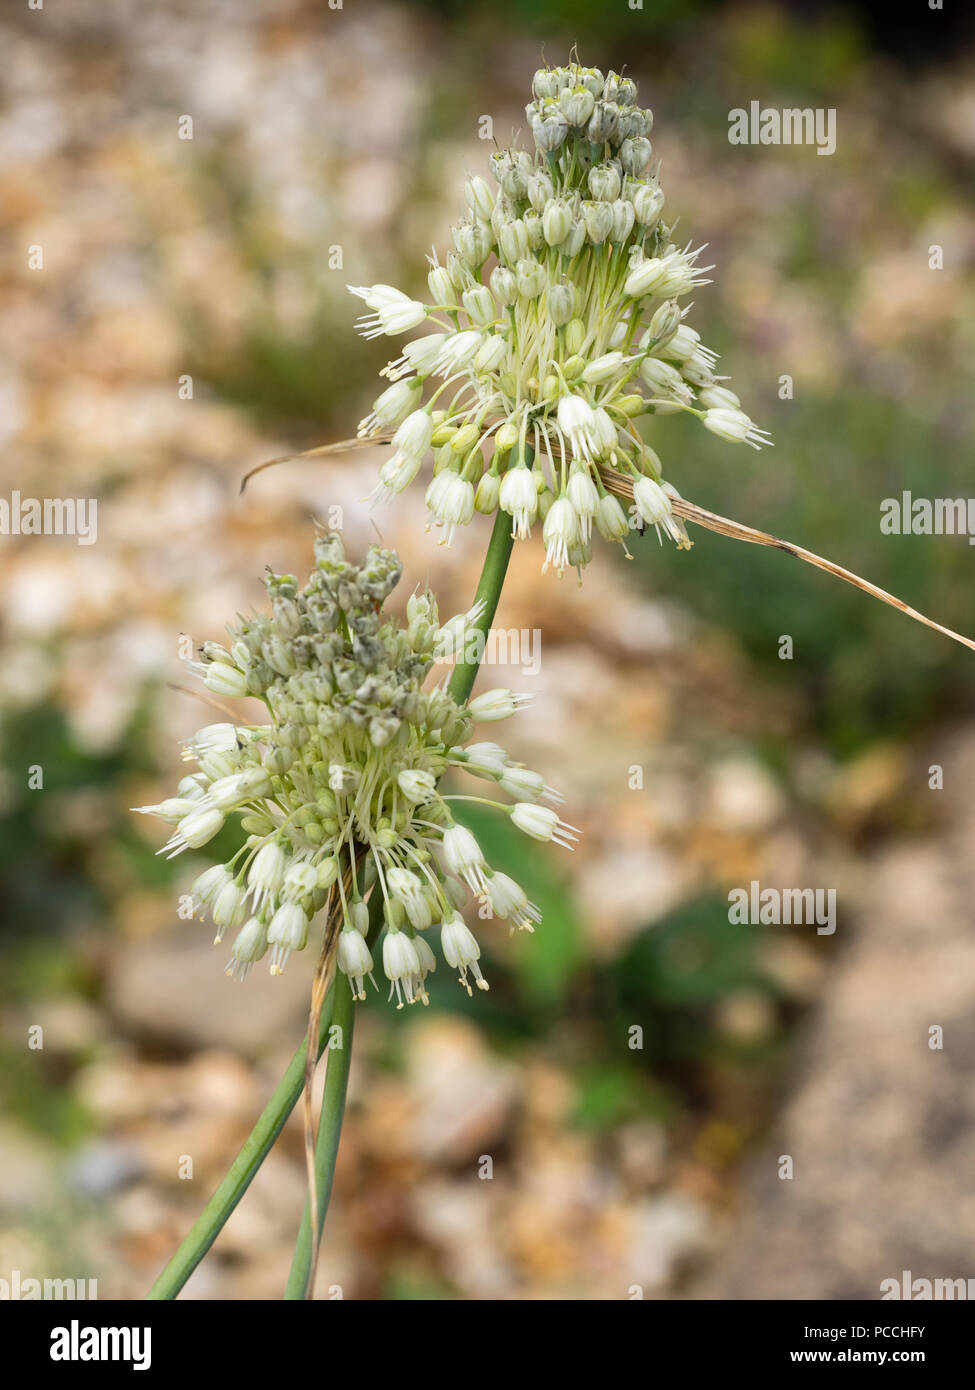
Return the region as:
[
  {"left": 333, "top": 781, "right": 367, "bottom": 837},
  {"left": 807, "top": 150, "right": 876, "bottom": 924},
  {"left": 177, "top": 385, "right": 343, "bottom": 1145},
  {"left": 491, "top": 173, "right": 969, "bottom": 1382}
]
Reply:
[
  {"left": 211, "top": 881, "right": 248, "bottom": 940},
  {"left": 267, "top": 902, "right": 310, "bottom": 975},
  {"left": 497, "top": 765, "right": 563, "bottom": 805},
  {"left": 475, "top": 334, "right": 507, "bottom": 372},
  {"left": 581, "top": 351, "right": 627, "bottom": 384},
  {"left": 382, "top": 929, "right": 424, "bottom": 1009},
  {"left": 138, "top": 535, "right": 573, "bottom": 1001},
  {"left": 436, "top": 329, "right": 482, "bottom": 373},
  {"left": 631, "top": 475, "right": 689, "bottom": 547},
  {"left": 543, "top": 496, "right": 580, "bottom": 574},
  {"left": 247, "top": 840, "right": 287, "bottom": 913},
  {"left": 392, "top": 409, "right": 434, "bottom": 459},
  {"left": 191, "top": 863, "right": 234, "bottom": 913},
  {"left": 337, "top": 928, "right": 375, "bottom": 1001},
  {"left": 228, "top": 917, "right": 268, "bottom": 982},
  {"left": 282, "top": 860, "right": 319, "bottom": 900},
  {"left": 566, "top": 469, "right": 599, "bottom": 541},
  {"left": 701, "top": 407, "right": 773, "bottom": 450},
  {"left": 462, "top": 741, "right": 509, "bottom": 774},
  {"left": 208, "top": 767, "right": 272, "bottom": 812},
  {"left": 557, "top": 396, "right": 599, "bottom": 461},
  {"left": 134, "top": 795, "right": 197, "bottom": 823},
  {"left": 486, "top": 872, "right": 542, "bottom": 933},
  {"left": 397, "top": 768, "right": 437, "bottom": 803},
  {"left": 349, "top": 284, "right": 426, "bottom": 339},
  {"left": 499, "top": 465, "right": 539, "bottom": 538},
  {"left": 442, "top": 824, "right": 488, "bottom": 894},
  {"left": 696, "top": 384, "right": 741, "bottom": 411},
  {"left": 467, "top": 688, "right": 534, "bottom": 721},
  {"left": 373, "top": 449, "right": 423, "bottom": 503},
  {"left": 441, "top": 914, "right": 489, "bottom": 994},
  {"left": 181, "top": 723, "right": 239, "bottom": 759},
  {"left": 595, "top": 493, "right": 631, "bottom": 545},
  {"left": 204, "top": 663, "right": 249, "bottom": 699},
  {"left": 163, "top": 804, "right": 225, "bottom": 856},
  {"left": 346, "top": 60, "right": 768, "bottom": 577},
  {"left": 427, "top": 471, "right": 475, "bottom": 545},
  {"left": 413, "top": 933, "right": 438, "bottom": 992},
  {"left": 357, "top": 378, "right": 421, "bottom": 436},
  {"left": 509, "top": 802, "right": 580, "bottom": 848}
]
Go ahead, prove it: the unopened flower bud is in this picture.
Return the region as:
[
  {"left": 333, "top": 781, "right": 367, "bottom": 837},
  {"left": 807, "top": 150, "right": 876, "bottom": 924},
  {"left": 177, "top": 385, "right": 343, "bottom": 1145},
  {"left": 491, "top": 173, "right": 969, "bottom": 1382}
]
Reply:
[
  {"left": 559, "top": 84, "right": 595, "bottom": 126},
  {"left": 584, "top": 200, "right": 614, "bottom": 245},
  {"left": 542, "top": 199, "right": 573, "bottom": 247},
  {"left": 588, "top": 163, "right": 622, "bottom": 202},
  {"left": 427, "top": 264, "right": 454, "bottom": 306},
  {"left": 632, "top": 183, "right": 665, "bottom": 227},
  {"left": 565, "top": 318, "right": 586, "bottom": 354},
  {"left": 462, "top": 285, "right": 496, "bottom": 326},
  {"left": 547, "top": 283, "right": 575, "bottom": 326},
  {"left": 204, "top": 663, "right": 248, "bottom": 699},
  {"left": 464, "top": 175, "right": 495, "bottom": 220},
  {"left": 489, "top": 265, "right": 517, "bottom": 306},
  {"left": 620, "top": 136, "right": 652, "bottom": 175},
  {"left": 499, "top": 219, "right": 530, "bottom": 264},
  {"left": 515, "top": 257, "right": 546, "bottom": 299},
  {"left": 526, "top": 169, "right": 555, "bottom": 212},
  {"left": 587, "top": 100, "right": 619, "bottom": 143}
]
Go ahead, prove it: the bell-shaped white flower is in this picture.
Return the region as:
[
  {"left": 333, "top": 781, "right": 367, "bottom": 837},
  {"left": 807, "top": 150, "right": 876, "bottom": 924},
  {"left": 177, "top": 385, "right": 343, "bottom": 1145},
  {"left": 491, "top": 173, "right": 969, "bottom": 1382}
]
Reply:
[
  {"left": 442, "top": 824, "right": 488, "bottom": 893},
  {"left": 338, "top": 928, "right": 375, "bottom": 1001},
  {"left": 510, "top": 802, "right": 580, "bottom": 848},
  {"left": 267, "top": 902, "right": 310, "bottom": 975},
  {"left": 440, "top": 913, "right": 489, "bottom": 994}
]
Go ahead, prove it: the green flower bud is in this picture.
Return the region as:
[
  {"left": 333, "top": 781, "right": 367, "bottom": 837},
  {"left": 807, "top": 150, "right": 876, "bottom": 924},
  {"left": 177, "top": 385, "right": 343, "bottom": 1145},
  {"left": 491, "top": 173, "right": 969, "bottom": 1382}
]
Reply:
[
  {"left": 445, "top": 423, "right": 477, "bottom": 455},
  {"left": 475, "top": 472, "right": 501, "bottom": 513},
  {"left": 565, "top": 318, "right": 586, "bottom": 354},
  {"left": 563, "top": 353, "right": 586, "bottom": 381}
]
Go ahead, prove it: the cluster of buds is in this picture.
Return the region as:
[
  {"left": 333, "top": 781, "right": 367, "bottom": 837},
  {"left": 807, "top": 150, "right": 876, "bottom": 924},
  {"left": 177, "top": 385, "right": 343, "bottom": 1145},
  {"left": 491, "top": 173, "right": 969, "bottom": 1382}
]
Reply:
[
  {"left": 134, "top": 533, "right": 576, "bottom": 1004},
  {"left": 351, "top": 59, "right": 770, "bottom": 578}
]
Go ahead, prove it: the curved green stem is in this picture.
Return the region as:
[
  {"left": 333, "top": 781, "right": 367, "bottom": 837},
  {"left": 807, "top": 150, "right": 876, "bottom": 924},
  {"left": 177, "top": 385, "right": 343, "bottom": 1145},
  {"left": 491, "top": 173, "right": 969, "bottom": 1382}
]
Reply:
[
  {"left": 284, "top": 976, "right": 356, "bottom": 1299},
  {"left": 146, "top": 982, "right": 338, "bottom": 1300}
]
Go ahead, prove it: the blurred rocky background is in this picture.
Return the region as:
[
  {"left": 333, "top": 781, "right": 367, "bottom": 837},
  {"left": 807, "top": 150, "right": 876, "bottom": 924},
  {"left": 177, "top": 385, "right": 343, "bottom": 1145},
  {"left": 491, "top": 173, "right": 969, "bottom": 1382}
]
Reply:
[{"left": 1, "top": 0, "right": 975, "bottom": 1299}]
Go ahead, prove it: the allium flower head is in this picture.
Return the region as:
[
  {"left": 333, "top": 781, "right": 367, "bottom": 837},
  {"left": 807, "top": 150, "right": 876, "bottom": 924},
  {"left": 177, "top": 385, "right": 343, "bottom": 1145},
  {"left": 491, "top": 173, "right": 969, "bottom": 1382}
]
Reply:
[
  {"left": 135, "top": 533, "right": 573, "bottom": 1001},
  {"left": 351, "top": 60, "right": 770, "bottom": 577}
]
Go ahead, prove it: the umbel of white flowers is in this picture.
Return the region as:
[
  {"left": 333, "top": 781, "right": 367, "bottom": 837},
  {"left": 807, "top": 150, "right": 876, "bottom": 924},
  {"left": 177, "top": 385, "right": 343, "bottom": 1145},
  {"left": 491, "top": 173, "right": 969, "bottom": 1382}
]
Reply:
[
  {"left": 134, "top": 533, "right": 576, "bottom": 1005},
  {"left": 350, "top": 60, "right": 770, "bottom": 577}
]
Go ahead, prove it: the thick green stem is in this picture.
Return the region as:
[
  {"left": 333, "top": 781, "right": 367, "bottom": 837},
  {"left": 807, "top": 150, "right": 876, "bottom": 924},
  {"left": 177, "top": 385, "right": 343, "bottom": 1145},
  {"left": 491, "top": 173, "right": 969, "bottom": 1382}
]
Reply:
[
  {"left": 283, "top": 976, "right": 356, "bottom": 1299},
  {"left": 146, "top": 983, "right": 338, "bottom": 1300},
  {"left": 447, "top": 458, "right": 524, "bottom": 705}
]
